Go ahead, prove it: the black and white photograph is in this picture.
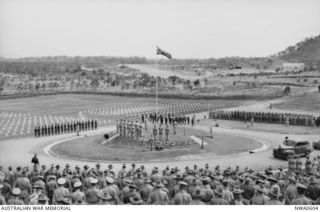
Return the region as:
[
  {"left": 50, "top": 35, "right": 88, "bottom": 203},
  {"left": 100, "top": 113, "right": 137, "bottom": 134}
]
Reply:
[{"left": 0, "top": 0, "right": 320, "bottom": 210}]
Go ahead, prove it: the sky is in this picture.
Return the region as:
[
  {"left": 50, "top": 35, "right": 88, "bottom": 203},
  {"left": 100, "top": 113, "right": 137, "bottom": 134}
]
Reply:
[{"left": 0, "top": 0, "right": 319, "bottom": 59}]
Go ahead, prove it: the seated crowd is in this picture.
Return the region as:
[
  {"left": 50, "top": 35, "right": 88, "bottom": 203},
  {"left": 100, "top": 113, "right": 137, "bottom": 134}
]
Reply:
[{"left": 1, "top": 158, "right": 320, "bottom": 205}]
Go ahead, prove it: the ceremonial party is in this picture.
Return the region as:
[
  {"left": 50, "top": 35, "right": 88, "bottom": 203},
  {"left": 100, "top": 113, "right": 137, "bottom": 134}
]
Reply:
[{"left": 1, "top": 0, "right": 320, "bottom": 210}]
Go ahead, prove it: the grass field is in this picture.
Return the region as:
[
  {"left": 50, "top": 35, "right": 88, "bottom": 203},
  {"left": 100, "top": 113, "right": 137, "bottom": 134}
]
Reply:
[
  {"left": 51, "top": 126, "right": 261, "bottom": 162},
  {"left": 273, "top": 91, "right": 320, "bottom": 113}
]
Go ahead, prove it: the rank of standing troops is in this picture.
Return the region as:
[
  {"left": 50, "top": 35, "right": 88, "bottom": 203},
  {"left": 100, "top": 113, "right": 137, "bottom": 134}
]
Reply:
[
  {"left": 209, "top": 110, "right": 320, "bottom": 128},
  {"left": 34, "top": 120, "right": 98, "bottom": 137}
]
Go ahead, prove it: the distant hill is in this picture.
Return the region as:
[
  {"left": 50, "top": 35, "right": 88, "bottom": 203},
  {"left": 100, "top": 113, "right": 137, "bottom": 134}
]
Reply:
[
  {"left": 276, "top": 35, "right": 320, "bottom": 65},
  {"left": 0, "top": 35, "right": 319, "bottom": 73}
]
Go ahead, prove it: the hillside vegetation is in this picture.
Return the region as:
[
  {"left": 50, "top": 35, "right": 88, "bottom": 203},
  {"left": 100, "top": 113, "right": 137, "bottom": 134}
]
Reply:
[{"left": 276, "top": 35, "right": 320, "bottom": 65}]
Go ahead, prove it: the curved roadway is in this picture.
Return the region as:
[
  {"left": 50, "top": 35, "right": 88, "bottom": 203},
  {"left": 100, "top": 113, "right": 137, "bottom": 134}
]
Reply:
[{"left": 1, "top": 122, "right": 319, "bottom": 173}]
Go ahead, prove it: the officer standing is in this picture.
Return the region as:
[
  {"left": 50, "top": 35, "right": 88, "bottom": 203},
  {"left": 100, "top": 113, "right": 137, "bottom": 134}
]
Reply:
[
  {"left": 144, "top": 118, "right": 148, "bottom": 130},
  {"left": 116, "top": 120, "right": 119, "bottom": 133},
  {"left": 91, "top": 120, "right": 94, "bottom": 130},
  {"left": 153, "top": 125, "right": 158, "bottom": 142},
  {"left": 51, "top": 124, "right": 54, "bottom": 135},
  {"left": 158, "top": 125, "right": 163, "bottom": 141},
  {"left": 165, "top": 125, "right": 169, "bottom": 142},
  {"left": 139, "top": 124, "right": 142, "bottom": 137},
  {"left": 123, "top": 121, "right": 127, "bottom": 138},
  {"left": 173, "top": 121, "right": 177, "bottom": 135},
  {"left": 135, "top": 122, "right": 139, "bottom": 140},
  {"left": 131, "top": 121, "right": 135, "bottom": 139},
  {"left": 250, "top": 116, "right": 254, "bottom": 127},
  {"left": 119, "top": 120, "right": 122, "bottom": 136},
  {"left": 34, "top": 126, "right": 37, "bottom": 137}
]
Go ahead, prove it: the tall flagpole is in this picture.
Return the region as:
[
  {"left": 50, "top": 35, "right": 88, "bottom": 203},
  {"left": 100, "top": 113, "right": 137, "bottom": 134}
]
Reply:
[{"left": 155, "top": 50, "right": 158, "bottom": 113}]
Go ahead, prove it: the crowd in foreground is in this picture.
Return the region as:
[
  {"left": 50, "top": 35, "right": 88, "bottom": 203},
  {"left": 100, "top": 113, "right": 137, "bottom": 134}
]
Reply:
[{"left": 1, "top": 156, "right": 320, "bottom": 205}]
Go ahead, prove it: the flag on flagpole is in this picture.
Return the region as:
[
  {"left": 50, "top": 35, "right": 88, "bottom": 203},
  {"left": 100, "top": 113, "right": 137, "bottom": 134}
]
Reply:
[{"left": 156, "top": 46, "right": 172, "bottom": 59}]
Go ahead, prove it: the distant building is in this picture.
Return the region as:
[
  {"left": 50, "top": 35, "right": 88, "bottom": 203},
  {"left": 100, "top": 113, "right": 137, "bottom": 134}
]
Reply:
[
  {"left": 117, "top": 64, "right": 127, "bottom": 69},
  {"left": 282, "top": 63, "right": 304, "bottom": 72}
]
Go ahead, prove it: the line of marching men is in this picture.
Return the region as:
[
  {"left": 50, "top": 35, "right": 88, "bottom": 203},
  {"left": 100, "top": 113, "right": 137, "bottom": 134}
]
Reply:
[
  {"left": 34, "top": 120, "right": 98, "bottom": 137},
  {"left": 1, "top": 159, "right": 320, "bottom": 205},
  {"left": 209, "top": 110, "right": 320, "bottom": 127}
]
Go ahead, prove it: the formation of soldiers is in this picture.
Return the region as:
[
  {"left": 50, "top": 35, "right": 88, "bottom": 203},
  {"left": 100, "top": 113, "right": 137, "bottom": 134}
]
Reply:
[
  {"left": 151, "top": 124, "right": 171, "bottom": 142},
  {"left": 34, "top": 120, "right": 98, "bottom": 137},
  {"left": 1, "top": 157, "right": 320, "bottom": 205},
  {"left": 116, "top": 120, "right": 143, "bottom": 140},
  {"left": 209, "top": 110, "right": 320, "bottom": 127},
  {"left": 143, "top": 113, "right": 196, "bottom": 127},
  {"left": 116, "top": 119, "right": 173, "bottom": 149},
  {"left": 115, "top": 113, "right": 197, "bottom": 143}
]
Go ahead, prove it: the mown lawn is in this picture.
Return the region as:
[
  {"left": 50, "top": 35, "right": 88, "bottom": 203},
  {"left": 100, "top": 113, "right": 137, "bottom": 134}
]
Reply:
[{"left": 51, "top": 126, "right": 260, "bottom": 162}]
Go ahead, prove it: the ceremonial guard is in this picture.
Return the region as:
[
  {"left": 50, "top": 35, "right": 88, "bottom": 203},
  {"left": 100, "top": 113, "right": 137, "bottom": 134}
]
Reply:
[
  {"left": 91, "top": 120, "right": 94, "bottom": 130},
  {"left": 153, "top": 125, "right": 158, "bottom": 142},
  {"left": 135, "top": 122, "right": 139, "bottom": 140},
  {"left": 130, "top": 121, "right": 134, "bottom": 139},
  {"left": 76, "top": 124, "right": 79, "bottom": 136},
  {"left": 165, "top": 125, "right": 169, "bottom": 141},
  {"left": 34, "top": 126, "right": 37, "bottom": 137},
  {"left": 119, "top": 120, "right": 122, "bottom": 136},
  {"left": 285, "top": 116, "right": 290, "bottom": 127},
  {"left": 48, "top": 125, "right": 51, "bottom": 136},
  {"left": 250, "top": 116, "right": 254, "bottom": 127},
  {"left": 139, "top": 124, "right": 142, "bottom": 137},
  {"left": 60, "top": 124, "right": 63, "bottom": 134},
  {"left": 164, "top": 114, "right": 168, "bottom": 125},
  {"left": 116, "top": 120, "right": 119, "bottom": 133},
  {"left": 158, "top": 125, "right": 163, "bottom": 141},
  {"left": 126, "top": 121, "right": 130, "bottom": 139},
  {"left": 94, "top": 119, "right": 98, "bottom": 130},
  {"left": 144, "top": 118, "right": 148, "bottom": 130},
  {"left": 123, "top": 121, "right": 126, "bottom": 138},
  {"left": 173, "top": 121, "right": 177, "bottom": 135}
]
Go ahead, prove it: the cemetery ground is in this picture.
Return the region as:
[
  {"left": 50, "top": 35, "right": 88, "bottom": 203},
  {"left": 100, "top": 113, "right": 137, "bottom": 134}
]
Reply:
[{"left": 0, "top": 94, "right": 243, "bottom": 140}]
